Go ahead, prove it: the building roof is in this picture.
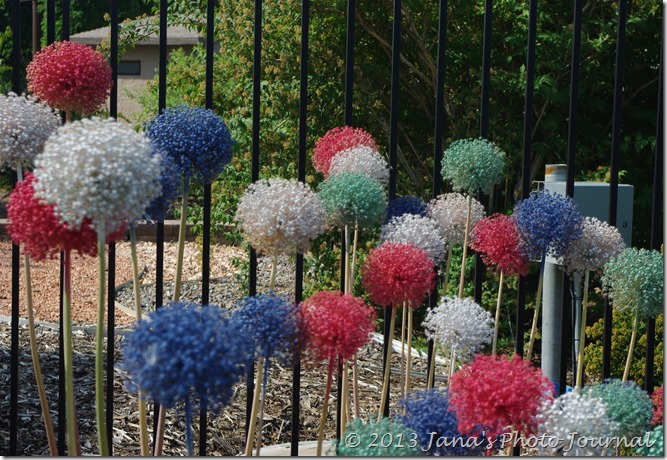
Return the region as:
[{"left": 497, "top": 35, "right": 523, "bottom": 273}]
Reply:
[{"left": 70, "top": 18, "right": 202, "bottom": 46}]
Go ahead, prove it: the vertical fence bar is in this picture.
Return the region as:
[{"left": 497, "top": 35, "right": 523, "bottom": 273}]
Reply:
[
  {"left": 47, "top": 0, "right": 55, "bottom": 44},
  {"left": 426, "top": 0, "right": 447, "bottom": 388},
  {"left": 603, "top": 0, "right": 627, "bottom": 380},
  {"left": 517, "top": 0, "right": 537, "bottom": 358}
]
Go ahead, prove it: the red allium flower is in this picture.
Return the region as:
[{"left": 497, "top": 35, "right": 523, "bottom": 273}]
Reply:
[
  {"left": 312, "top": 126, "right": 378, "bottom": 176},
  {"left": 26, "top": 41, "right": 112, "bottom": 115},
  {"left": 470, "top": 213, "right": 529, "bottom": 276},
  {"left": 651, "top": 385, "right": 663, "bottom": 426},
  {"left": 361, "top": 241, "right": 436, "bottom": 308},
  {"left": 299, "top": 291, "right": 376, "bottom": 366},
  {"left": 449, "top": 354, "right": 554, "bottom": 439},
  {"left": 7, "top": 173, "right": 125, "bottom": 261}
]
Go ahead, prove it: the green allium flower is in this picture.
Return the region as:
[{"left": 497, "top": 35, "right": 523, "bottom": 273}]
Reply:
[
  {"left": 336, "top": 417, "right": 421, "bottom": 456},
  {"left": 441, "top": 138, "right": 505, "bottom": 194}
]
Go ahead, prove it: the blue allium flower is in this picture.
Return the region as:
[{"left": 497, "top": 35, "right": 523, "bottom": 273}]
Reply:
[
  {"left": 143, "top": 151, "right": 182, "bottom": 222},
  {"left": 336, "top": 418, "right": 421, "bottom": 456},
  {"left": 145, "top": 105, "right": 234, "bottom": 184},
  {"left": 120, "top": 301, "right": 252, "bottom": 413},
  {"left": 234, "top": 292, "right": 301, "bottom": 366},
  {"left": 441, "top": 138, "right": 505, "bottom": 194},
  {"left": 513, "top": 190, "right": 584, "bottom": 261},
  {"left": 586, "top": 379, "right": 653, "bottom": 439},
  {"left": 385, "top": 195, "right": 427, "bottom": 223},
  {"left": 394, "top": 388, "right": 483, "bottom": 456}
]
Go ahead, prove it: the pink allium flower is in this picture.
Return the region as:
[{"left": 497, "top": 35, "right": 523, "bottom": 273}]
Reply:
[
  {"left": 470, "top": 213, "right": 529, "bottom": 276},
  {"left": 361, "top": 241, "right": 436, "bottom": 308},
  {"left": 299, "top": 291, "right": 376, "bottom": 366},
  {"left": 312, "top": 126, "right": 378, "bottom": 176},
  {"left": 7, "top": 173, "right": 125, "bottom": 261},
  {"left": 651, "top": 385, "right": 663, "bottom": 426},
  {"left": 26, "top": 41, "right": 112, "bottom": 115},
  {"left": 449, "top": 354, "right": 554, "bottom": 439}
]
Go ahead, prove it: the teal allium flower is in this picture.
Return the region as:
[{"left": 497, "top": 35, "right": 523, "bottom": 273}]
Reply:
[
  {"left": 601, "top": 247, "right": 663, "bottom": 318},
  {"left": 441, "top": 138, "right": 505, "bottom": 195},
  {"left": 636, "top": 425, "right": 664, "bottom": 456},
  {"left": 318, "top": 171, "right": 387, "bottom": 230},
  {"left": 427, "top": 192, "right": 485, "bottom": 246},
  {"left": 336, "top": 417, "right": 420, "bottom": 456},
  {"left": 562, "top": 216, "right": 625, "bottom": 274},
  {"left": 586, "top": 379, "right": 653, "bottom": 438}
]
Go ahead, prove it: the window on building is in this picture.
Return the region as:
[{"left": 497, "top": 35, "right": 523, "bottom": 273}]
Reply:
[{"left": 118, "top": 61, "right": 141, "bottom": 76}]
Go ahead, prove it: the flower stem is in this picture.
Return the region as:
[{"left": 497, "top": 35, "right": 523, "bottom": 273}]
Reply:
[
  {"left": 244, "top": 359, "right": 264, "bottom": 457},
  {"left": 404, "top": 306, "right": 413, "bottom": 396},
  {"left": 350, "top": 221, "right": 359, "bottom": 291},
  {"left": 339, "top": 363, "right": 349, "bottom": 437},
  {"left": 95, "top": 225, "right": 109, "bottom": 456},
  {"left": 344, "top": 225, "right": 351, "bottom": 294},
  {"left": 255, "top": 356, "right": 270, "bottom": 457},
  {"left": 316, "top": 359, "right": 334, "bottom": 456},
  {"left": 352, "top": 356, "right": 360, "bottom": 419},
  {"left": 622, "top": 311, "right": 640, "bottom": 383},
  {"left": 492, "top": 270, "right": 504, "bottom": 355},
  {"left": 62, "top": 250, "right": 81, "bottom": 456},
  {"left": 378, "top": 305, "right": 397, "bottom": 421},
  {"left": 457, "top": 195, "right": 472, "bottom": 299},
  {"left": 269, "top": 252, "right": 278, "bottom": 291},
  {"left": 153, "top": 406, "right": 166, "bottom": 456},
  {"left": 526, "top": 259, "right": 545, "bottom": 362},
  {"left": 575, "top": 269, "right": 590, "bottom": 388},
  {"left": 399, "top": 303, "right": 407, "bottom": 399},
  {"left": 173, "top": 179, "right": 189, "bottom": 302},
  {"left": 185, "top": 399, "right": 193, "bottom": 456},
  {"left": 442, "top": 245, "right": 453, "bottom": 293}
]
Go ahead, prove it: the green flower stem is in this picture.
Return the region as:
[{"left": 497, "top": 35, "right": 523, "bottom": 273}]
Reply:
[
  {"left": 449, "top": 347, "right": 457, "bottom": 377},
  {"left": 622, "top": 311, "right": 640, "bottom": 383},
  {"left": 404, "top": 307, "right": 414, "bottom": 396},
  {"left": 244, "top": 359, "right": 264, "bottom": 457},
  {"left": 492, "top": 270, "right": 505, "bottom": 355},
  {"left": 269, "top": 252, "right": 278, "bottom": 292},
  {"left": 95, "top": 225, "right": 109, "bottom": 456},
  {"left": 173, "top": 179, "right": 189, "bottom": 302},
  {"left": 457, "top": 195, "right": 472, "bottom": 299},
  {"left": 575, "top": 269, "right": 590, "bottom": 388},
  {"left": 316, "top": 359, "right": 334, "bottom": 456},
  {"left": 399, "top": 303, "right": 407, "bottom": 399},
  {"left": 344, "top": 225, "right": 351, "bottom": 294},
  {"left": 352, "top": 356, "right": 360, "bottom": 419},
  {"left": 62, "top": 250, "right": 81, "bottom": 456},
  {"left": 377, "top": 304, "right": 397, "bottom": 422},
  {"left": 339, "top": 363, "right": 349, "bottom": 437},
  {"left": 254, "top": 356, "right": 269, "bottom": 457},
  {"left": 350, "top": 221, "right": 359, "bottom": 291},
  {"left": 129, "top": 225, "right": 150, "bottom": 456},
  {"left": 526, "top": 259, "right": 545, "bottom": 362}
]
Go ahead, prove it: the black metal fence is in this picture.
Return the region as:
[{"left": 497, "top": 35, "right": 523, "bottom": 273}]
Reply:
[{"left": 6, "top": 0, "right": 664, "bottom": 456}]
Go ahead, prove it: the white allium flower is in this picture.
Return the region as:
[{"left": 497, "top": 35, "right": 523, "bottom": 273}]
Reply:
[
  {"left": 235, "top": 177, "right": 327, "bottom": 256},
  {"left": 329, "top": 145, "right": 390, "bottom": 187},
  {"left": 562, "top": 216, "right": 626, "bottom": 274},
  {"left": 427, "top": 192, "right": 485, "bottom": 246},
  {"left": 0, "top": 92, "right": 60, "bottom": 170},
  {"left": 422, "top": 296, "right": 493, "bottom": 361},
  {"left": 537, "top": 389, "right": 618, "bottom": 456},
  {"left": 380, "top": 214, "right": 445, "bottom": 264},
  {"left": 34, "top": 117, "right": 162, "bottom": 234}
]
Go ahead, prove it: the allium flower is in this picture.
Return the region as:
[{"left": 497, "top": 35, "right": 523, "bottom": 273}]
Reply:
[
  {"left": 380, "top": 214, "right": 445, "bottom": 264},
  {"left": 449, "top": 354, "right": 554, "bottom": 438},
  {"left": 336, "top": 418, "right": 420, "bottom": 456},
  {"left": 422, "top": 296, "right": 493, "bottom": 361},
  {"left": 33, "top": 117, "right": 162, "bottom": 235},
  {"left": 361, "top": 241, "right": 436, "bottom": 308},
  {"left": 235, "top": 178, "right": 326, "bottom": 256},
  {"left": 470, "top": 213, "right": 529, "bottom": 276},
  {"left": 586, "top": 379, "right": 653, "bottom": 438},
  {"left": 329, "top": 145, "right": 389, "bottom": 187},
  {"left": 636, "top": 425, "right": 664, "bottom": 456},
  {"left": 7, "top": 173, "right": 125, "bottom": 260},
  {"left": 651, "top": 386, "right": 663, "bottom": 426},
  {"left": 120, "top": 301, "right": 252, "bottom": 412},
  {"left": 513, "top": 190, "right": 584, "bottom": 261},
  {"left": 0, "top": 92, "right": 60, "bottom": 170},
  {"left": 145, "top": 105, "right": 234, "bottom": 183},
  {"left": 312, "top": 126, "right": 378, "bottom": 176},
  {"left": 143, "top": 153, "right": 182, "bottom": 223},
  {"left": 235, "top": 292, "right": 300, "bottom": 365},
  {"left": 385, "top": 195, "right": 427, "bottom": 223},
  {"left": 562, "top": 216, "right": 625, "bottom": 274},
  {"left": 441, "top": 138, "right": 505, "bottom": 194},
  {"left": 427, "top": 193, "right": 485, "bottom": 246},
  {"left": 537, "top": 389, "right": 618, "bottom": 456},
  {"left": 299, "top": 291, "right": 376, "bottom": 366},
  {"left": 26, "top": 41, "right": 112, "bottom": 115},
  {"left": 394, "top": 388, "right": 482, "bottom": 456},
  {"left": 601, "top": 247, "right": 663, "bottom": 318},
  {"left": 317, "top": 171, "right": 387, "bottom": 230}
]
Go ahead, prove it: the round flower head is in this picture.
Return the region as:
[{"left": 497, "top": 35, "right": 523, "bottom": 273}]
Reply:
[
  {"left": 441, "top": 138, "right": 505, "bottom": 194},
  {"left": 329, "top": 145, "right": 390, "bottom": 187},
  {"left": 235, "top": 292, "right": 301, "bottom": 366},
  {"left": 601, "top": 247, "right": 663, "bottom": 318},
  {"left": 422, "top": 296, "right": 493, "bottom": 361},
  {"left": 143, "top": 152, "right": 182, "bottom": 223},
  {"left": 586, "top": 379, "right": 653, "bottom": 438},
  {"left": 385, "top": 195, "right": 427, "bottom": 223},
  {"left": 336, "top": 417, "right": 420, "bottom": 456},
  {"left": 537, "top": 388, "right": 618, "bottom": 456},
  {"left": 145, "top": 105, "right": 234, "bottom": 183},
  {"left": 235, "top": 178, "right": 327, "bottom": 256},
  {"left": 312, "top": 125, "right": 378, "bottom": 176},
  {"left": 26, "top": 41, "right": 112, "bottom": 115},
  {"left": 636, "top": 425, "right": 664, "bottom": 457},
  {"left": 317, "top": 171, "right": 387, "bottom": 230},
  {"left": 380, "top": 214, "right": 445, "bottom": 264},
  {"left": 449, "top": 354, "right": 554, "bottom": 439},
  {"left": 427, "top": 192, "right": 485, "bottom": 246},
  {"left": 470, "top": 213, "right": 529, "bottom": 276},
  {"left": 7, "top": 173, "right": 125, "bottom": 260},
  {"left": 361, "top": 241, "right": 436, "bottom": 308},
  {"left": 394, "top": 388, "right": 482, "bottom": 456},
  {"left": 299, "top": 291, "right": 376, "bottom": 367},
  {"left": 0, "top": 92, "right": 60, "bottom": 170},
  {"left": 513, "top": 189, "right": 584, "bottom": 261},
  {"left": 651, "top": 385, "right": 663, "bottom": 426},
  {"left": 562, "top": 216, "right": 625, "bottom": 274},
  {"left": 33, "top": 117, "right": 162, "bottom": 235},
  {"left": 120, "top": 301, "right": 252, "bottom": 412}
]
